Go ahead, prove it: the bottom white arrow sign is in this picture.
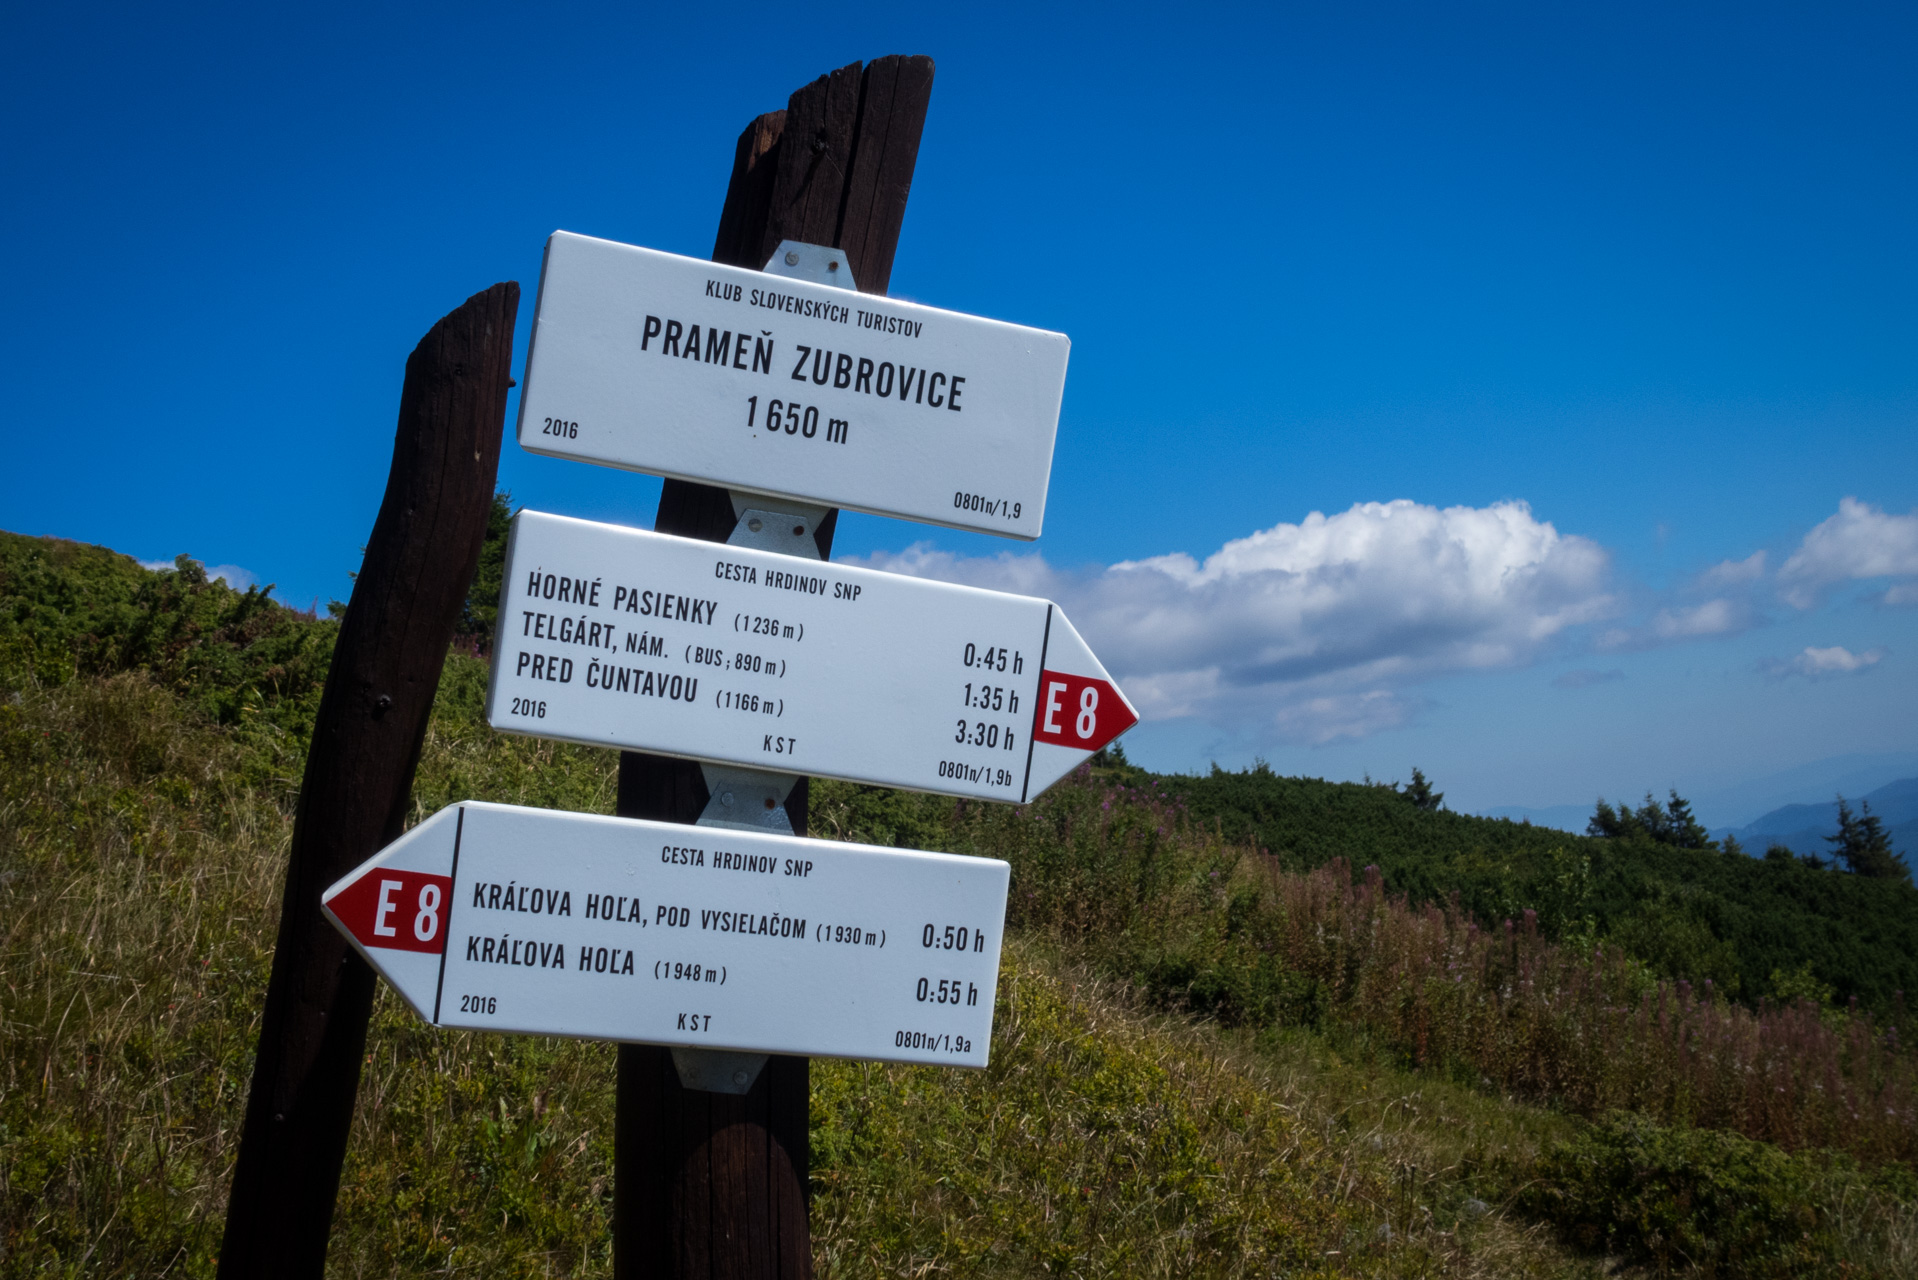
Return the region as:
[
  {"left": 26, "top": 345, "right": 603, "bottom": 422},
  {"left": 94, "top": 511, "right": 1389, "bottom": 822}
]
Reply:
[{"left": 323, "top": 801, "right": 1009, "bottom": 1067}]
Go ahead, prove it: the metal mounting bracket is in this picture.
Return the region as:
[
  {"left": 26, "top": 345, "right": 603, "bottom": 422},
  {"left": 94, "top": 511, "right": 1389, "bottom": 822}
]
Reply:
[
  {"left": 672, "top": 240, "right": 848, "bottom": 1096},
  {"left": 696, "top": 764, "right": 799, "bottom": 833},
  {"left": 671, "top": 1046, "right": 770, "bottom": 1095},
  {"left": 725, "top": 498, "right": 829, "bottom": 559},
  {"left": 762, "top": 240, "right": 857, "bottom": 292}
]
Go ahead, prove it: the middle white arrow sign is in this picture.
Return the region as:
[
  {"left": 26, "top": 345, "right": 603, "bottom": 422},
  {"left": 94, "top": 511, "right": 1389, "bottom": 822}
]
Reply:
[{"left": 486, "top": 510, "right": 1136, "bottom": 802}]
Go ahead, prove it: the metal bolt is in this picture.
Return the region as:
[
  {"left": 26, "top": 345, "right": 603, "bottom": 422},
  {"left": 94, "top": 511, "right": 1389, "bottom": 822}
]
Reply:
[
  {"left": 721, "top": 791, "right": 735, "bottom": 808},
  {"left": 747, "top": 518, "right": 763, "bottom": 532},
  {"left": 732, "top": 1070, "right": 749, "bottom": 1086},
  {"left": 763, "top": 796, "right": 776, "bottom": 810},
  {"left": 791, "top": 524, "right": 805, "bottom": 536},
  {"left": 784, "top": 251, "right": 799, "bottom": 266},
  {"left": 828, "top": 261, "right": 839, "bottom": 272}
]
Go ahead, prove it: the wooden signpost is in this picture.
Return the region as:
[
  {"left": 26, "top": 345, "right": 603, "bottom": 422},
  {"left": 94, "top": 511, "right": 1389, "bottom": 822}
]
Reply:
[
  {"left": 610, "top": 58, "right": 936, "bottom": 1280},
  {"left": 220, "top": 285, "right": 519, "bottom": 1280},
  {"left": 229, "top": 53, "right": 1131, "bottom": 1280}
]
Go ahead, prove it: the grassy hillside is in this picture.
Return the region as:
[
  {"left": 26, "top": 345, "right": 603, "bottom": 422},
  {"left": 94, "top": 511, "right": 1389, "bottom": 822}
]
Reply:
[
  {"left": 1160, "top": 762, "right": 1918, "bottom": 1010},
  {"left": 2, "top": 655, "right": 1580, "bottom": 1278},
  {"left": 3, "top": 526, "right": 1916, "bottom": 1277}
]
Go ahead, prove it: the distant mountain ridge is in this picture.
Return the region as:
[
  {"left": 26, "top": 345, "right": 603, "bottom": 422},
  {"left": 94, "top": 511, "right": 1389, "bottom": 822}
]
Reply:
[{"left": 1711, "top": 776, "right": 1918, "bottom": 864}]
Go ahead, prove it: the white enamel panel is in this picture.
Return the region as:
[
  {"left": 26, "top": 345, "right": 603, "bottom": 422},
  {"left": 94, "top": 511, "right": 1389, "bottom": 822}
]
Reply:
[
  {"left": 323, "top": 802, "right": 1009, "bottom": 1066},
  {"left": 517, "top": 232, "right": 1069, "bottom": 539}
]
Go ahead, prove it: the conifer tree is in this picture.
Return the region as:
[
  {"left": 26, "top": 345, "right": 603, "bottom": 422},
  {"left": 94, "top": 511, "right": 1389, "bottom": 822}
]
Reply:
[
  {"left": 1403, "top": 767, "right": 1443, "bottom": 812},
  {"left": 1588, "top": 790, "right": 1715, "bottom": 849},
  {"left": 1826, "top": 797, "right": 1910, "bottom": 882}
]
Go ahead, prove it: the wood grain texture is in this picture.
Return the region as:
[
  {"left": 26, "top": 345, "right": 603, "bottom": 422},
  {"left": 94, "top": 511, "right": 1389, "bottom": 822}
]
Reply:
[
  {"left": 836, "top": 55, "right": 935, "bottom": 297},
  {"left": 615, "top": 56, "right": 933, "bottom": 1280},
  {"left": 761, "top": 62, "right": 865, "bottom": 264},
  {"left": 617, "top": 1050, "right": 812, "bottom": 1278},
  {"left": 218, "top": 283, "right": 519, "bottom": 1280},
  {"left": 713, "top": 110, "right": 787, "bottom": 270}
]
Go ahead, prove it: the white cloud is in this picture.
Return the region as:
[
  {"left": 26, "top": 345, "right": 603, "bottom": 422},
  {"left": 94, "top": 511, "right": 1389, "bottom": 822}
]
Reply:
[
  {"left": 1650, "top": 598, "right": 1743, "bottom": 639},
  {"left": 1779, "top": 498, "right": 1918, "bottom": 607},
  {"left": 1763, "top": 645, "right": 1887, "bottom": 680},
  {"left": 1699, "top": 550, "right": 1767, "bottom": 587},
  {"left": 853, "top": 499, "right": 1614, "bottom": 743},
  {"left": 203, "top": 563, "right": 258, "bottom": 590},
  {"left": 137, "top": 556, "right": 258, "bottom": 591}
]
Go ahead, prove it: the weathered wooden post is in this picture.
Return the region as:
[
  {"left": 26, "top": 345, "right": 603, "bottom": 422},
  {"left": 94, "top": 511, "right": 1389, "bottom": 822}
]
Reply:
[
  {"left": 218, "top": 283, "right": 519, "bottom": 1279},
  {"left": 611, "top": 55, "right": 933, "bottom": 1280}
]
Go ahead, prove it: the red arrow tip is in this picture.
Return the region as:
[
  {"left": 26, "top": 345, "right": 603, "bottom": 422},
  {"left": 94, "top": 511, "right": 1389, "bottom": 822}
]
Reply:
[
  {"left": 326, "top": 868, "right": 453, "bottom": 954},
  {"left": 1030, "top": 671, "right": 1137, "bottom": 753}
]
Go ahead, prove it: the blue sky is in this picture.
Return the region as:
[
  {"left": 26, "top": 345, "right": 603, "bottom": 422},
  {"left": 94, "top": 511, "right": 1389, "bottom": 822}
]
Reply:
[{"left": 4, "top": 1, "right": 1914, "bottom": 824}]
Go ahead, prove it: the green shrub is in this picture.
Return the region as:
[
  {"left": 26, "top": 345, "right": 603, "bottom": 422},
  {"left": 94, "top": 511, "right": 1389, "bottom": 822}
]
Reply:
[
  {"left": 0, "top": 530, "right": 336, "bottom": 745},
  {"left": 1513, "top": 1113, "right": 1832, "bottom": 1275},
  {"left": 1172, "top": 765, "right": 1918, "bottom": 1013}
]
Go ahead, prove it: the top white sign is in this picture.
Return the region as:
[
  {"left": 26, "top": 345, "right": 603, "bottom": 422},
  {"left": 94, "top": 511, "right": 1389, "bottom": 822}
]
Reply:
[{"left": 517, "top": 232, "right": 1070, "bottom": 540}]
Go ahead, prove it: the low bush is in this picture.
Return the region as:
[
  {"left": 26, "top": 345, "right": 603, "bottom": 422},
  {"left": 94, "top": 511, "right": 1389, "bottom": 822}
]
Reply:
[
  {"left": 1508, "top": 1112, "right": 1917, "bottom": 1277},
  {"left": 820, "top": 773, "right": 1918, "bottom": 1166},
  {"left": 1170, "top": 762, "right": 1918, "bottom": 1012}
]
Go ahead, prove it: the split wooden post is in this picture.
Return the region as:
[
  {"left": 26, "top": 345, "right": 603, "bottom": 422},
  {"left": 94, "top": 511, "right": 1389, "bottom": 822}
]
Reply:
[
  {"left": 612, "top": 55, "right": 934, "bottom": 1280},
  {"left": 218, "top": 283, "right": 520, "bottom": 1280}
]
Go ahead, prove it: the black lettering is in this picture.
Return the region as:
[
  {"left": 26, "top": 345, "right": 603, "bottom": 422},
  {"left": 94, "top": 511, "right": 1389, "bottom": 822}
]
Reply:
[
  {"left": 663, "top": 320, "right": 683, "bottom": 357},
  {"left": 641, "top": 315, "right": 661, "bottom": 350},
  {"left": 790, "top": 345, "right": 811, "bottom": 381}
]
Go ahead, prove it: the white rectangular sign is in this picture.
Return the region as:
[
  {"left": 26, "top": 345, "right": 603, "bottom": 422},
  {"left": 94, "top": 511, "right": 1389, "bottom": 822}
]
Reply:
[
  {"left": 517, "top": 232, "right": 1070, "bottom": 539},
  {"left": 324, "top": 802, "right": 1009, "bottom": 1066},
  {"left": 486, "top": 511, "right": 1136, "bottom": 803}
]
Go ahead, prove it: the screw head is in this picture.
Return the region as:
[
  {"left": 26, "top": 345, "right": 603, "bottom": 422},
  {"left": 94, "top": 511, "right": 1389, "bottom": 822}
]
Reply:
[
  {"left": 763, "top": 796, "right": 776, "bottom": 810},
  {"left": 792, "top": 524, "right": 805, "bottom": 536},
  {"left": 747, "top": 517, "right": 763, "bottom": 532},
  {"left": 732, "top": 1070, "right": 749, "bottom": 1086},
  {"left": 784, "top": 250, "right": 799, "bottom": 266},
  {"left": 721, "top": 791, "right": 735, "bottom": 807},
  {"left": 828, "top": 261, "right": 839, "bottom": 271}
]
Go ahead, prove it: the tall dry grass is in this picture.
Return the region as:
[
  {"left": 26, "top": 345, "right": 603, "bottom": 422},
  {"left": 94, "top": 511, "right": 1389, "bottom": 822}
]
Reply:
[
  {"left": 900, "top": 772, "right": 1918, "bottom": 1168},
  {"left": 6, "top": 664, "right": 1914, "bottom": 1276},
  {"left": 5, "top": 668, "right": 1497, "bottom": 1278},
  {"left": 1264, "top": 860, "right": 1918, "bottom": 1162},
  {"left": 0, "top": 673, "right": 289, "bottom": 1273}
]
